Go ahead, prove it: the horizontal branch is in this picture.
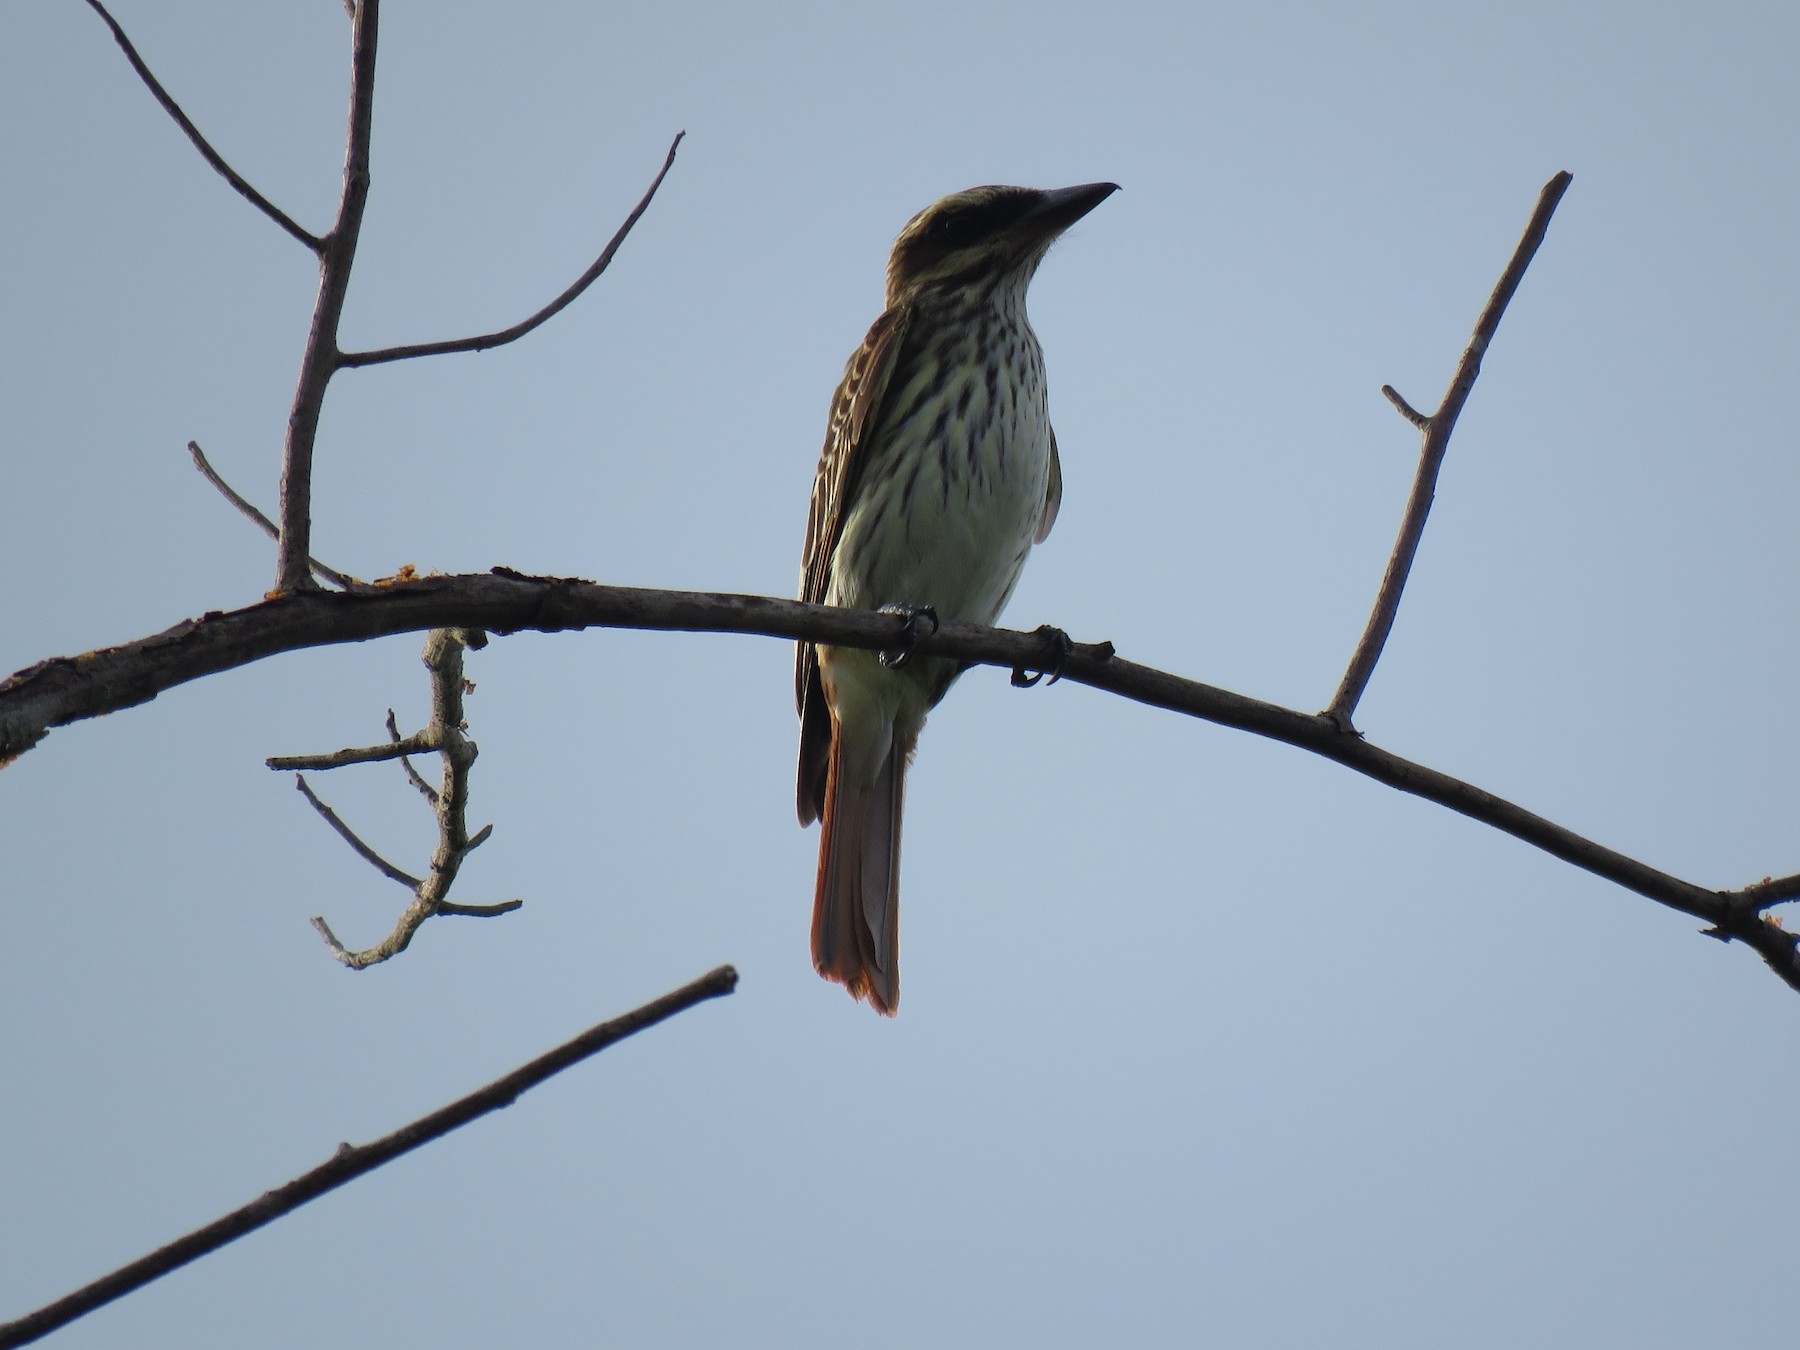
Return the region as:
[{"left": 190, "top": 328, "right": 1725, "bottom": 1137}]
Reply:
[
  {"left": 1, "top": 570, "right": 1794, "bottom": 987},
  {"left": 437, "top": 898, "right": 523, "bottom": 917},
  {"left": 267, "top": 733, "right": 435, "bottom": 770},
  {"left": 0, "top": 965, "right": 737, "bottom": 1349}
]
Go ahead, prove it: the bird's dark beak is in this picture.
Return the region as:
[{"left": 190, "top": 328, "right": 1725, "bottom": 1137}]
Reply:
[{"left": 1023, "top": 182, "right": 1120, "bottom": 236}]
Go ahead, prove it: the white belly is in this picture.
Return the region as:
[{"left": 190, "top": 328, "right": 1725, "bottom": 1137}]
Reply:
[{"left": 827, "top": 319, "right": 1050, "bottom": 627}]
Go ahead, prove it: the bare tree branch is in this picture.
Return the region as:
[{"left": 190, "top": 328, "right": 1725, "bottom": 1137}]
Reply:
[
  {"left": 188, "top": 442, "right": 363, "bottom": 590},
  {"left": 83, "top": 0, "right": 324, "bottom": 252},
  {"left": 1327, "top": 171, "right": 1575, "bottom": 728},
  {"left": 279, "top": 630, "right": 514, "bottom": 966},
  {"left": 2, "top": 571, "right": 1794, "bottom": 988},
  {"left": 267, "top": 734, "right": 434, "bottom": 770},
  {"left": 293, "top": 773, "right": 420, "bottom": 889},
  {"left": 82, "top": 0, "right": 323, "bottom": 252},
  {"left": 387, "top": 708, "right": 440, "bottom": 803},
  {"left": 436, "top": 898, "right": 522, "bottom": 918},
  {"left": 0, "top": 964, "right": 739, "bottom": 1350},
  {"left": 1379, "top": 383, "right": 1430, "bottom": 431},
  {"left": 1731, "top": 873, "right": 1800, "bottom": 912},
  {"left": 274, "top": 0, "right": 380, "bottom": 595},
  {"left": 337, "top": 132, "right": 686, "bottom": 368},
  {"left": 308, "top": 913, "right": 357, "bottom": 962},
  {"left": 107, "top": 6, "right": 677, "bottom": 597}
]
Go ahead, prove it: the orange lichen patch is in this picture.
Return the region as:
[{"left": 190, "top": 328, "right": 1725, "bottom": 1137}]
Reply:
[{"left": 373, "top": 564, "right": 420, "bottom": 588}]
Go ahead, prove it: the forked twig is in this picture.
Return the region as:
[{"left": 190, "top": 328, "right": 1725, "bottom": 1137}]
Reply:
[
  {"left": 1327, "top": 171, "right": 1574, "bottom": 728},
  {"left": 113, "top": 0, "right": 679, "bottom": 596},
  {"left": 277, "top": 629, "right": 515, "bottom": 966}
]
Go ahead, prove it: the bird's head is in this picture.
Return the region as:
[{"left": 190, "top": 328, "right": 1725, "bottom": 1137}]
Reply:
[{"left": 884, "top": 182, "right": 1118, "bottom": 307}]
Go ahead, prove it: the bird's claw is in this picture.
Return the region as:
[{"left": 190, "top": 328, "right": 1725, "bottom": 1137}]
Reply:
[
  {"left": 1012, "top": 625, "right": 1074, "bottom": 688},
  {"left": 879, "top": 604, "right": 939, "bottom": 669}
]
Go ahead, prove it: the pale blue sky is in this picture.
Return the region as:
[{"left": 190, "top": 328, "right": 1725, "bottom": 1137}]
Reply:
[{"left": 4, "top": 2, "right": 1798, "bottom": 1346}]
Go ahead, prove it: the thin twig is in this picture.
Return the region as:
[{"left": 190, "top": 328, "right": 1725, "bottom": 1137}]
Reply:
[
  {"left": 0, "top": 965, "right": 739, "bottom": 1350},
  {"left": 1326, "top": 171, "right": 1574, "bottom": 728},
  {"left": 82, "top": 0, "right": 321, "bottom": 252},
  {"left": 337, "top": 132, "right": 686, "bottom": 368},
  {"left": 267, "top": 734, "right": 435, "bottom": 770},
  {"left": 309, "top": 915, "right": 355, "bottom": 961},
  {"left": 275, "top": 0, "right": 380, "bottom": 594},
  {"left": 187, "top": 440, "right": 277, "bottom": 533},
  {"left": 188, "top": 442, "right": 363, "bottom": 590},
  {"left": 1379, "top": 384, "right": 1430, "bottom": 430},
  {"left": 4, "top": 572, "right": 1796, "bottom": 991},
  {"left": 437, "top": 898, "right": 522, "bottom": 917},
  {"left": 293, "top": 775, "right": 420, "bottom": 888},
  {"left": 387, "top": 709, "right": 439, "bottom": 803}
]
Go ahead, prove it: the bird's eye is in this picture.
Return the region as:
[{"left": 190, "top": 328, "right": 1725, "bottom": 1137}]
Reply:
[{"left": 936, "top": 210, "right": 981, "bottom": 246}]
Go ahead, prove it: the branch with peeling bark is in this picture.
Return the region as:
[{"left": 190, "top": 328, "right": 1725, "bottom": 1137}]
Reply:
[
  {"left": 182, "top": 447, "right": 511, "bottom": 959},
  {"left": 10, "top": 55, "right": 1796, "bottom": 998},
  {"left": 267, "top": 629, "right": 518, "bottom": 966},
  {"left": 0, "top": 965, "right": 738, "bottom": 1350},
  {"left": 3, "top": 571, "right": 1797, "bottom": 991}
]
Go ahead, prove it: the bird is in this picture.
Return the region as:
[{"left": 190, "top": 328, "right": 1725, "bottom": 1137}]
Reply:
[{"left": 796, "top": 181, "right": 1117, "bottom": 1015}]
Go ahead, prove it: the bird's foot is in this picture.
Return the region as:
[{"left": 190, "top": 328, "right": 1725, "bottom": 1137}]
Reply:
[
  {"left": 1012, "top": 625, "right": 1074, "bottom": 688},
  {"left": 878, "top": 604, "right": 939, "bottom": 669}
]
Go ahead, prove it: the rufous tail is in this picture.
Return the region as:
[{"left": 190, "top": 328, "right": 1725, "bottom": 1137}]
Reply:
[{"left": 811, "top": 719, "right": 910, "bottom": 1016}]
